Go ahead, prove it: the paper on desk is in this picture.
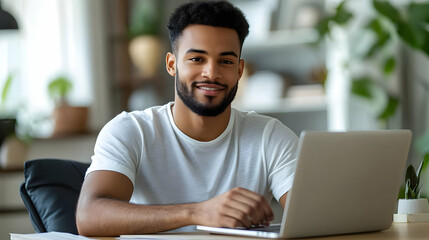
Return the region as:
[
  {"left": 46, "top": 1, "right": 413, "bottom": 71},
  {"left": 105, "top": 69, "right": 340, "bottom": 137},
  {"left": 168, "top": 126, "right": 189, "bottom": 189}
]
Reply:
[{"left": 10, "top": 231, "right": 94, "bottom": 240}]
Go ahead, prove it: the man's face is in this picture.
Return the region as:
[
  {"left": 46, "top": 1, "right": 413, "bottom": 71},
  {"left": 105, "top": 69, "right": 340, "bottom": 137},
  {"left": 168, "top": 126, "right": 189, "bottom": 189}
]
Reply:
[{"left": 167, "top": 24, "right": 244, "bottom": 116}]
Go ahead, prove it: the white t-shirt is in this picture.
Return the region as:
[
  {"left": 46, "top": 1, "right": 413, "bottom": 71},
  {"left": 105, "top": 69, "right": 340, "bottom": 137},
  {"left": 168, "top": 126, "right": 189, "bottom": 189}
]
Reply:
[{"left": 87, "top": 102, "right": 298, "bottom": 206}]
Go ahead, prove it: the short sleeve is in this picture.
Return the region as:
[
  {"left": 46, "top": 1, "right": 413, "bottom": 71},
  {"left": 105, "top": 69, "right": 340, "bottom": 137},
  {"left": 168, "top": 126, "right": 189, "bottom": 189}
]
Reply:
[
  {"left": 263, "top": 119, "right": 299, "bottom": 201},
  {"left": 86, "top": 112, "right": 143, "bottom": 186}
]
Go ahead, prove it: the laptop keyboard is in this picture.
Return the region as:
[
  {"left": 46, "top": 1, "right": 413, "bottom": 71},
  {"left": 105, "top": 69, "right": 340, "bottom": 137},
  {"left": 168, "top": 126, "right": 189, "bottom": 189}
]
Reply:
[
  {"left": 236, "top": 224, "right": 281, "bottom": 233},
  {"left": 253, "top": 225, "right": 281, "bottom": 232}
]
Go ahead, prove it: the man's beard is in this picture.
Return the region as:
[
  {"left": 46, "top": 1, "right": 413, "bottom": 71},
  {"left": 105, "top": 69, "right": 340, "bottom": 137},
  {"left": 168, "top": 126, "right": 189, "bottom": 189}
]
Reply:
[{"left": 176, "top": 70, "right": 238, "bottom": 117}]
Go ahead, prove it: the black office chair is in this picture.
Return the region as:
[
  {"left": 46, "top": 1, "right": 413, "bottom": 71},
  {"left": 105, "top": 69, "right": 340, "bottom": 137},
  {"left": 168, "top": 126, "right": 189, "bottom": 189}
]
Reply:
[{"left": 19, "top": 159, "right": 90, "bottom": 234}]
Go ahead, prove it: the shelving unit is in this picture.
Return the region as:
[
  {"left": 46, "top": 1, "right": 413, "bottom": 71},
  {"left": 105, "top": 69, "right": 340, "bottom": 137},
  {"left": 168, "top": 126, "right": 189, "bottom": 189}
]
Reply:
[{"left": 237, "top": 26, "right": 327, "bottom": 134}]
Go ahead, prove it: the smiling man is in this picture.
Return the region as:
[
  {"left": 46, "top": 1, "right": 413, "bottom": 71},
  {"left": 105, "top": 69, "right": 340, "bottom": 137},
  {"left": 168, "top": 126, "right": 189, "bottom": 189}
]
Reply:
[{"left": 76, "top": 1, "right": 298, "bottom": 237}]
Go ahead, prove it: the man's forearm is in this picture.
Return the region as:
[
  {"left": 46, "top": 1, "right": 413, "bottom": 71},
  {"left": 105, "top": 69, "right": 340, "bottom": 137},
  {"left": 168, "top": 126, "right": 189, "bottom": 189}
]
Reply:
[{"left": 76, "top": 197, "right": 197, "bottom": 236}]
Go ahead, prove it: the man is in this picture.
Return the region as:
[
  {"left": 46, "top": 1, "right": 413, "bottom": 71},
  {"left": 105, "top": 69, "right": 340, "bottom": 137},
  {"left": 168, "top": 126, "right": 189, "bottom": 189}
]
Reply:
[{"left": 76, "top": 1, "right": 298, "bottom": 236}]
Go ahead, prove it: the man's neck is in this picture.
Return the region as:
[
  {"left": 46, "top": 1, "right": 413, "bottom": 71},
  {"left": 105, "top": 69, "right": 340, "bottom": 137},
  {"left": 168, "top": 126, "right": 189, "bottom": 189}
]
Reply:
[{"left": 171, "top": 99, "right": 231, "bottom": 142}]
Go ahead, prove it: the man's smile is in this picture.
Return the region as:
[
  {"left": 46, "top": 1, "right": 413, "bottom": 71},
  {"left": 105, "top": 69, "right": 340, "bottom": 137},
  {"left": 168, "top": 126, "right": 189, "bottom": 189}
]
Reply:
[{"left": 194, "top": 83, "right": 226, "bottom": 96}]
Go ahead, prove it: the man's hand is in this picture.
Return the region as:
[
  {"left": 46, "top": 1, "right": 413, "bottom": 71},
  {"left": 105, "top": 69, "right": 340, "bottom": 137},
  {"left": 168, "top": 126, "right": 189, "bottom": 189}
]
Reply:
[{"left": 192, "top": 187, "right": 274, "bottom": 228}]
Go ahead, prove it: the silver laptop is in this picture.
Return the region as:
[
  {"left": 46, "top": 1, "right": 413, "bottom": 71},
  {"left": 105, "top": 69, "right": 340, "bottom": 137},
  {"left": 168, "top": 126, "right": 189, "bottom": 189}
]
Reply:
[{"left": 197, "top": 130, "right": 412, "bottom": 238}]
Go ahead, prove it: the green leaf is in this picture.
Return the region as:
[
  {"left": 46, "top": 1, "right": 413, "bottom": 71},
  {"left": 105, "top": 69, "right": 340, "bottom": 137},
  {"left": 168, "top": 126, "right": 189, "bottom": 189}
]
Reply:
[
  {"left": 405, "top": 178, "right": 411, "bottom": 199},
  {"left": 416, "top": 159, "right": 425, "bottom": 180},
  {"left": 406, "top": 165, "right": 418, "bottom": 189},
  {"left": 383, "top": 57, "right": 396, "bottom": 75},
  {"left": 48, "top": 76, "right": 73, "bottom": 104},
  {"left": 417, "top": 186, "right": 422, "bottom": 199},
  {"left": 332, "top": 1, "right": 353, "bottom": 25},
  {"left": 366, "top": 18, "right": 384, "bottom": 37},
  {"left": 316, "top": 17, "right": 332, "bottom": 39},
  {"left": 1, "top": 74, "right": 13, "bottom": 106},
  {"left": 377, "top": 95, "right": 399, "bottom": 121},
  {"left": 129, "top": 0, "right": 161, "bottom": 38},
  {"left": 373, "top": 0, "right": 402, "bottom": 24},
  {"left": 365, "top": 33, "right": 390, "bottom": 59},
  {"left": 416, "top": 132, "right": 429, "bottom": 156},
  {"left": 396, "top": 20, "right": 421, "bottom": 49},
  {"left": 408, "top": 2, "right": 429, "bottom": 24},
  {"left": 425, "top": 154, "right": 429, "bottom": 169},
  {"left": 351, "top": 77, "right": 375, "bottom": 99},
  {"left": 420, "top": 30, "right": 429, "bottom": 57},
  {"left": 411, "top": 189, "right": 417, "bottom": 199}
]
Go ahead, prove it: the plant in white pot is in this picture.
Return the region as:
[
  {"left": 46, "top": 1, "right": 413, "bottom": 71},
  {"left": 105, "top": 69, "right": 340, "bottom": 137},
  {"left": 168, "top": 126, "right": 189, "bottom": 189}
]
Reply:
[
  {"left": 397, "top": 159, "right": 429, "bottom": 214},
  {"left": 128, "top": 0, "right": 163, "bottom": 79},
  {"left": 48, "top": 75, "right": 88, "bottom": 137}
]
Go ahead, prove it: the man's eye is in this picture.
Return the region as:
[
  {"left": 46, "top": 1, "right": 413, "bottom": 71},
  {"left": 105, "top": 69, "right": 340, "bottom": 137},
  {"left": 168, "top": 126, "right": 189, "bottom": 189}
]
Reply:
[
  {"left": 220, "top": 60, "right": 233, "bottom": 64},
  {"left": 190, "top": 58, "right": 203, "bottom": 62}
]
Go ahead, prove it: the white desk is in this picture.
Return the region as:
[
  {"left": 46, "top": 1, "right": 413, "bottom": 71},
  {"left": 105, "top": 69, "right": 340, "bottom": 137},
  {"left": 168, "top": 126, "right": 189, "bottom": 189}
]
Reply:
[{"left": 91, "top": 223, "right": 429, "bottom": 239}]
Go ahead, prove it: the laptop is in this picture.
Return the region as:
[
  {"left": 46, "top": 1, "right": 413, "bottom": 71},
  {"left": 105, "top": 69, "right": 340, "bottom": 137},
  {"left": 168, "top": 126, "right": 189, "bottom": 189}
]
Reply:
[{"left": 196, "top": 130, "right": 412, "bottom": 238}]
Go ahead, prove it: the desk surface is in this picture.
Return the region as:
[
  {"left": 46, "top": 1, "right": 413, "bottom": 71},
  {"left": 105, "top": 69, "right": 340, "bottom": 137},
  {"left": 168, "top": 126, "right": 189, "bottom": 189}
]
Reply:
[{"left": 91, "top": 223, "right": 429, "bottom": 239}]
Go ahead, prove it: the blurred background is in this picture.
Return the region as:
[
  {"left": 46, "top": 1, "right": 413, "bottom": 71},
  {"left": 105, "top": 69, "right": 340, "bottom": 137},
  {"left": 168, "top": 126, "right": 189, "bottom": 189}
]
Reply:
[{"left": 1, "top": 0, "right": 429, "bottom": 237}]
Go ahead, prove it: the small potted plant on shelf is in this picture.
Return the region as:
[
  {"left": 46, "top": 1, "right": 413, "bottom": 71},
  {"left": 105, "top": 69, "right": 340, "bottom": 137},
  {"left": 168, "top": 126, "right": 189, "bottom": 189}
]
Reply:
[
  {"left": 48, "top": 75, "right": 88, "bottom": 137},
  {"left": 397, "top": 159, "right": 429, "bottom": 214}
]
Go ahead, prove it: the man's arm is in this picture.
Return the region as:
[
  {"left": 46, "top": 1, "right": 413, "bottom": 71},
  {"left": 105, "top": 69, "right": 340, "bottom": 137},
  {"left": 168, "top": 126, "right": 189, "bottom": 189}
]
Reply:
[
  {"left": 76, "top": 171, "right": 274, "bottom": 236},
  {"left": 279, "top": 192, "right": 288, "bottom": 208}
]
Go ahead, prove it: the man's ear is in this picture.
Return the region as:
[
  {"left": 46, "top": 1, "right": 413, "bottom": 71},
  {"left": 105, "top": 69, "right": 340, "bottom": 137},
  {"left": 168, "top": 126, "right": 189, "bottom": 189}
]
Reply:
[
  {"left": 166, "top": 52, "right": 176, "bottom": 76},
  {"left": 237, "top": 59, "right": 245, "bottom": 80}
]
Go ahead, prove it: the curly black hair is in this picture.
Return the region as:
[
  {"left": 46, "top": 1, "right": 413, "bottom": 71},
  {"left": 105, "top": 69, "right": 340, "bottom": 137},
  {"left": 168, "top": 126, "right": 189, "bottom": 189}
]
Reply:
[{"left": 167, "top": 1, "right": 249, "bottom": 54}]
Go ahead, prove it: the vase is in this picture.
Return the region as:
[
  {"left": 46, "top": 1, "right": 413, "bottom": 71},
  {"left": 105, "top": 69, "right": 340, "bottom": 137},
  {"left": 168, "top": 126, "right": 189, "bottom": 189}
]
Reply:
[
  {"left": 128, "top": 35, "right": 163, "bottom": 79},
  {"left": 397, "top": 198, "right": 429, "bottom": 214}
]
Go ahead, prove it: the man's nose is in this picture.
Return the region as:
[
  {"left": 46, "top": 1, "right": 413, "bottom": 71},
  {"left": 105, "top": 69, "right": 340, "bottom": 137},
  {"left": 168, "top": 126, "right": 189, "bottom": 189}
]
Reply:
[{"left": 201, "top": 61, "right": 220, "bottom": 80}]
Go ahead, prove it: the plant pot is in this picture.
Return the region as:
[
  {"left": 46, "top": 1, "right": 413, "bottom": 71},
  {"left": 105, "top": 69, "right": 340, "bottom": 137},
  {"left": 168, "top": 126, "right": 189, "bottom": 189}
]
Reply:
[
  {"left": 0, "top": 118, "right": 16, "bottom": 146},
  {"left": 0, "top": 135, "right": 28, "bottom": 170},
  {"left": 128, "top": 35, "right": 163, "bottom": 78},
  {"left": 52, "top": 105, "right": 88, "bottom": 137},
  {"left": 398, "top": 199, "right": 429, "bottom": 214}
]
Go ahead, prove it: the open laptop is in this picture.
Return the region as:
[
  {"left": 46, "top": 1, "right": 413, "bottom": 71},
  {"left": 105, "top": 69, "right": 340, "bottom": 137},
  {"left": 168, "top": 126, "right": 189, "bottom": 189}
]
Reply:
[{"left": 196, "top": 130, "right": 412, "bottom": 238}]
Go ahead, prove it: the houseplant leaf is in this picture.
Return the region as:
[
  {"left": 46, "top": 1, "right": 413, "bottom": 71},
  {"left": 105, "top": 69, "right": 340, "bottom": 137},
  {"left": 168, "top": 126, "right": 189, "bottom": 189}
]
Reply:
[
  {"left": 365, "top": 33, "right": 390, "bottom": 59},
  {"left": 406, "top": 165, "right": 418, "bottom": 191},
  {"left": 420, "top": 30, "right": 429, "bottom": 57},
  {"left": 332, "top": 1, "right": 353, "bottom": 25},
  {"left": 377, "top": 95, "right": 399, "bottom": 121},
  {"left": 396, "top": 20, "right": 420, "bottom": 49},
  {"left": 1, "top": 74, "right": 13, "bottom": 107},
  {"left": 407, "top": 2, "right": 429, "bottom": 24},
  {"left": 405, "top": 179, "right": 411, "bottom": 199},
  {"left": 365, "top": 18, "right": 383, "bottom": 37},
  {"left": 351, "top": 77, "right": 375, "bottom": 99},
  {"left": 48, "top": 76, "right": 73, "bottom": 105},
  {"left": 129, "top": 0, "right": 161, "bottom": 39},
  {"left": 364, "top": 18, "right": 391, "bottom": 59},
  {"left": 373, "top": 0, "right": 401, "bottom": 24},
  {"left": 383, "top": 57, "right": 396, "bottom": 75},
  {"left": 316, "top": 17, "right": 332, "bottom": 40}
]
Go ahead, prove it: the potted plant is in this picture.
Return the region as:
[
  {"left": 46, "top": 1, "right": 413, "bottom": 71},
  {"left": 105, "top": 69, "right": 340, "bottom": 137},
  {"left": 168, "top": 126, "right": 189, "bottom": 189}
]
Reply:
[
  {"left": 397, "top": 159, "right": 429, "bottom": 214},
  {"left": 128, "top": 0, "right": 163, "bottom": 79},
  {"left": 48, "top": 75, "right": 88, "bottom": 137}
]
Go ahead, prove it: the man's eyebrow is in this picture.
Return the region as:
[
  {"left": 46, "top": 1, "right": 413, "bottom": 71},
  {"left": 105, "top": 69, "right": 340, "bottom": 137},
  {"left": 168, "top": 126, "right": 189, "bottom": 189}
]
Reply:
[
  {"left": 220, "top": 51, "right": 238, "bottom": 58},
  {"left": 185, "top": 49, "right": 208, "bottom": 54},
  {"left": 185, "top": 49, "right": 238, "bottom": 58}
]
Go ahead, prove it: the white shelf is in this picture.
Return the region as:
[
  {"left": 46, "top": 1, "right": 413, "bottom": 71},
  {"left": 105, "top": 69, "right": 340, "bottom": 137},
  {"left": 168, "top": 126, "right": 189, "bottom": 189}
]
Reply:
[
  {"left": 243, "top": 28, "right": 319, "bottom": 52},
  {"left": 233, "top": 95, "right": 327, "bottom": 114}
]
